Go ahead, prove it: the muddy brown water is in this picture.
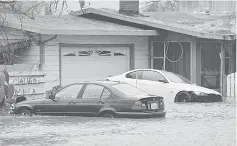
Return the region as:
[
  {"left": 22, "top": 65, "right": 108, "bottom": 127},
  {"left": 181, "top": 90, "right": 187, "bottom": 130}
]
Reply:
[{"left": 0, "top": 99, "right": 236, "bottom": 146}]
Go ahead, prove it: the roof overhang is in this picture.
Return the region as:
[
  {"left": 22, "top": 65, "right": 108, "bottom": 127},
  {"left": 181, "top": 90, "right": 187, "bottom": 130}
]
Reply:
[
  {"left": 72, "top": 8, "right": 236, "bottom": 40},
  {"left": 5, "top": 19, "right": 158, "bottom": 36}
]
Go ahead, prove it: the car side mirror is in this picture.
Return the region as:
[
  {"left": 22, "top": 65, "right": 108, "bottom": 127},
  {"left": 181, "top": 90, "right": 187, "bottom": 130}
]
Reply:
[
  {"left": 158, "top": 79, "right": 168, "bottom": 83},
  {"left": 46, "top": 90, "right": 56, "bottom": 99}
]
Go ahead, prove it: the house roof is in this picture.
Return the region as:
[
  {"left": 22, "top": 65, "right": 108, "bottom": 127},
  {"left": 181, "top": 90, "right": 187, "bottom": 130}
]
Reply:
[
  {"left": 2, "top": 14, "right": 158, "bottom": 36},
  {"left": 72, "top": 8, "right": 236, "bottom": 40}
]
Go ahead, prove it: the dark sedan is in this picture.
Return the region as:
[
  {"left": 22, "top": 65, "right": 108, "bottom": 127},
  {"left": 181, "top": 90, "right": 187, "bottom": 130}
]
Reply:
[{"left": 11, "top": 81, "right": 166, "bottom": 118}]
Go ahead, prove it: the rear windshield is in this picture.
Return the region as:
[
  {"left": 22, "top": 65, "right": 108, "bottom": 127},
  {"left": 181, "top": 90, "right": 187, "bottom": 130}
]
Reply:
[{"left": 112, "top": 83, "right": 148, "bottom": 96}]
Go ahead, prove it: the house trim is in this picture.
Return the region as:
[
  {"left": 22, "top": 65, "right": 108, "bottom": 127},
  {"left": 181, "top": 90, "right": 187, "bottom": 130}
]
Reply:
[{"left": 5, "top": 21, "right": 158, "bottom": 36}]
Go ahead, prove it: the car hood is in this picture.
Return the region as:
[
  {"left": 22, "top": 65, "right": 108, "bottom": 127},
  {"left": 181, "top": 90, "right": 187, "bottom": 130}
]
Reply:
[{"left": 175, "top": 83, "right": 221, "bottom": 95}]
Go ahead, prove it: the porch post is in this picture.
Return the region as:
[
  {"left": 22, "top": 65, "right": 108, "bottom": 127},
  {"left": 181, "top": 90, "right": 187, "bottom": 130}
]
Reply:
[
  {"left": 39, "top": 35, "right": 45, "bottom": 70},
  {"left": 220, "top": 41, "right": 225, "bottom": 96}
]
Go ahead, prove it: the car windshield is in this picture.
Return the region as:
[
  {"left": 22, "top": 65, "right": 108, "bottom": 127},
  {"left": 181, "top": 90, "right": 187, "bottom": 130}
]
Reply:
[
  {"left": 112, "top": 83, "right": 148, "bottom": 96},
  {"left": 161, "top": 71, "right": 192, "bottom": 84}
]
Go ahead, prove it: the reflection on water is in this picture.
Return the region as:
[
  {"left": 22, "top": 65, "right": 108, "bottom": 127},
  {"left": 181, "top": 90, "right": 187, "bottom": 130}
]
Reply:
[{"left": 0, "top": 99, "right": 236, "bottom": 146}]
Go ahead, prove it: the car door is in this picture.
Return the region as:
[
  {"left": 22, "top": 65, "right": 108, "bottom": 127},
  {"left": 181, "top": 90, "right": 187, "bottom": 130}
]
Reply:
[
  {"left": 138, "top": 70, "right": 170, "bottom": 98},
  {"left": 122, "top": 70, "right": 143, "bottom": 88},
  {"left": 43, "top": 84, "right": 83, "bottom": 114},
  {"left": 77, "top": 84, "right": 111, "bottom": 114}
]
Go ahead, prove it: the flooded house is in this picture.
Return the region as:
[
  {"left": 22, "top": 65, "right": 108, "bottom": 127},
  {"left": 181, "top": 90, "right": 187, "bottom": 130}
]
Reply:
[{"left": 0, "top": 0, "right": 236, "bottom": 100}]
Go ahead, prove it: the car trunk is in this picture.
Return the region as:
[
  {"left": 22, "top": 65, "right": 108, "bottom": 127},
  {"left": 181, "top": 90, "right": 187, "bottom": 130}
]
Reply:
[{"left": 139, "top": 96, "right": 164, "bottom": 111}]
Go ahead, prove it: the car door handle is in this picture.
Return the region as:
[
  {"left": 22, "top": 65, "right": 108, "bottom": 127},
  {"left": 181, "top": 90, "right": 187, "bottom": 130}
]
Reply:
[
  {"left": 68, "top": 101, "right": 76, "bottom": 104},
  {"left": 97, "top": 101, "right": 105, "bottom": 104}
]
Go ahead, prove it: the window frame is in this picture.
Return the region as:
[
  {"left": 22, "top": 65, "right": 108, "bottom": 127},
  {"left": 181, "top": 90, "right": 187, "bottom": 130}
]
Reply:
[
  {"left": 125, "top": 71, "right": 143, "bottom": 79},
  {"left": 79, "top": 83, "right": 112, "bottom": 99}
]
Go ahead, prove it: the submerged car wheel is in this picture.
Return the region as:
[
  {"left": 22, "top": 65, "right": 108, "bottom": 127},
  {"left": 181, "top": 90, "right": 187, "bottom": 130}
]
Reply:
[
  {"left": 175, "top": 91, "right": 192, "bottom": 102},
  {"left": 101, "top": 111, "right": 115, "bottom": 118},
  {"left": 18, "top": 108, "right": 32, "bottom": 116}
]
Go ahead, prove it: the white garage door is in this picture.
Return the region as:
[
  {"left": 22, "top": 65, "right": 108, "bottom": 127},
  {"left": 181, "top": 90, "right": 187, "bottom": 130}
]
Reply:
[{"left": 61, "top": 46, "right": 130, "bottom": 86}]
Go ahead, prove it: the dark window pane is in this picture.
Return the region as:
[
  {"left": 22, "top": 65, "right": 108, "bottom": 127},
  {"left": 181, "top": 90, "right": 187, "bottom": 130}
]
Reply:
[
  {"left": 153, "top": 59, "right": 164, "bottom": 70},
  {"left": 114, "top": 52, "right": 126, "bottom": 56},
  {"left": 55, "top": 84, "right": 83, "bottom": 99},
  {"left": 142, "top": 71, "right": 166, "bottom": 81},
  {"left": 153, "top": 42, "right": 164, "bottom": 57},
  {"left": 165, "top": 42, "right": 191, "bottom": 80},
  {"left": 96, "top": 50, "right": 111, "bottom": 56},
  {"left": 64, "top": 53, "right": 76, "bottom": 56},
  {"left": 126, "top": 71, "right": 143, "bottom": 79},
  {"left": 82, "top": 84, "right": 104, "bottom": 99},
  {"left": 78, "top": 50, "right": 93, "bottom": 56}
]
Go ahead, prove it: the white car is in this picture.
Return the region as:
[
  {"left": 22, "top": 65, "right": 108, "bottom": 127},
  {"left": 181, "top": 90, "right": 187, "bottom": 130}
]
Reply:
[{"left": 107, "top": 69, "right": 222, "bottom": 103}]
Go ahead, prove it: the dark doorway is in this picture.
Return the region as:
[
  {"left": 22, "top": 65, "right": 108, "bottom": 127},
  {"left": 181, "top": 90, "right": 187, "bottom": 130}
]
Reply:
[{"left": 201, "top": 42, "right": 221, "bottom": 90}]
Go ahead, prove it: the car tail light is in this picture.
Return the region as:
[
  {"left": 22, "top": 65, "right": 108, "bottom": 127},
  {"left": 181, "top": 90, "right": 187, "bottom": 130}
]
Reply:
[
  {"left": 132, "top": 100, "right": 146, "bottom": 110},
  {"left": 159, "top": 99, "right": 164, "bottom": 109}
]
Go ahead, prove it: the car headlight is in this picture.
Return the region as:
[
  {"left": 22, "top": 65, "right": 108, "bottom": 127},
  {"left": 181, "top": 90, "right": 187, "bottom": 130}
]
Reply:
[{"left": 192, "top": 91, "right": 208, "bottom": 96}]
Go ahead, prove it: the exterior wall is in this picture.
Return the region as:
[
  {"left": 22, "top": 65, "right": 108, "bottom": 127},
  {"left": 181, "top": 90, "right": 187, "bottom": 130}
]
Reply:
[
  {"left": 164, "top": 32, "right": 197, "bottom": 84},
  {"left": 43, "top": 35, "right": 149, "bottom": 90},
  {"left": 0, "top": 27, "right": 40, "bottom": 65},
  {"left": 17, "top": 42, "right": 40, "bottom": 64},
  {"left": 44, "top": 44, "right": 60, "bottom": 90}
]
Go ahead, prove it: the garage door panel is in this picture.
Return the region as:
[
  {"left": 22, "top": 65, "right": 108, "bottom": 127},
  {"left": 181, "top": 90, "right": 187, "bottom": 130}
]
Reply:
[{"left": 61, "top": 47, "right": 130, "bottom": 85}]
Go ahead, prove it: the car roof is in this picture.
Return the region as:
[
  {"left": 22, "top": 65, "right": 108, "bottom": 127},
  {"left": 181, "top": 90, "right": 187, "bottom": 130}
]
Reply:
[
  {"left": 127, "top": 68, "right": 162, "bottom": 73},
  {"left": 129, "top": 68, "right": 173, "bottom": 73},
  {"left": 67, "top": 80, "right": 122, "bottom": 86}
]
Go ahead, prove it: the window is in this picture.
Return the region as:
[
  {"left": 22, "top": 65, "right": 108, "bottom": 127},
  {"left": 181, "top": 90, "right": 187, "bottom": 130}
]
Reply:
[
  {"left": 96, "top": 50, "right": 111, "bottom": 56},
  {"left": 78, "top": 50, "right": 93, "bottom": 56},
  {"left": 114, "top": 52, "right": 126, "bottom": 56},
  {"left": 142, "top": 71, "right": 167, "bottom": 82},
  {"left": 112, "top": 83, "right": 148, "bottom": 96},
  {"left": 125, "top": 71, "right": 143, "bottom": 79},
  {"left": 160, "top": 70, "right": 191, "bottom": 84},
  {"left": 82, "top": 84, "right": 105, "bottom": 99},
  {"left": 55, "top": 84, "right": 83, "bottom": 99},
  {"left": 101, "top": 88, "right": 111, "bottom": 99},
  {"left": 63, "top": 52, "right": 76, "bottom": 56}
]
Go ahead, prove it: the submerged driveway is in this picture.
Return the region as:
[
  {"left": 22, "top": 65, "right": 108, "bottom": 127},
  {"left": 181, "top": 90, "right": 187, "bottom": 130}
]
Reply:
[{"left": 0, "top": 99, "right": 236, "bottom": 146}]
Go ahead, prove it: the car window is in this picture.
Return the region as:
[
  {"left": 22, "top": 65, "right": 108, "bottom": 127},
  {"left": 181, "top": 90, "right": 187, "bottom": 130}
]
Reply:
[
  {"left": 160, "top": 70, "right": 191, "bottom": 84},
  {"left": 125, "top": 71, "right": 143, "bottom": 79},
  {"left": 82, "top": 84, "right": 105, "bottom": 99},
  {"left": 55, "top": 84, "right": 83, "bottom": 99},
  {"left": 101, "top": 88, "right": 111, "bottom": 99},
  {"left": 112, "top": 83, "right": 148, "bottom": 96},
  {"left": 142, "top": 71, "right": 167, "bottom": 82}
]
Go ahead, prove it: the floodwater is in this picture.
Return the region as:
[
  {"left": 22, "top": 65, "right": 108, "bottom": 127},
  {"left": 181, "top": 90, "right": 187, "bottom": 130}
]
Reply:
[{"left": 0, "top": 99, "right": 236, "bottom": 146}]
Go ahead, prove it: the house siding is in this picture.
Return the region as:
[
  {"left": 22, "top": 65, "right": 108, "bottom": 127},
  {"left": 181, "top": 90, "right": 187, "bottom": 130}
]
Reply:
[
  {"left": 17, "top": 42, "right": 40, "bottom": 64},
  {"left": 43, "top": 35, "right": 149, "bottom": 90},
  {"left": 0, "top": 27, "right": 40, "bottom": 65}
]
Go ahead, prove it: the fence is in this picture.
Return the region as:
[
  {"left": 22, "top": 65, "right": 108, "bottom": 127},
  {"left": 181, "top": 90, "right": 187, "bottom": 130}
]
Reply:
[{"left": 226, "top": 72, "right": 236, "bottom": 99}]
